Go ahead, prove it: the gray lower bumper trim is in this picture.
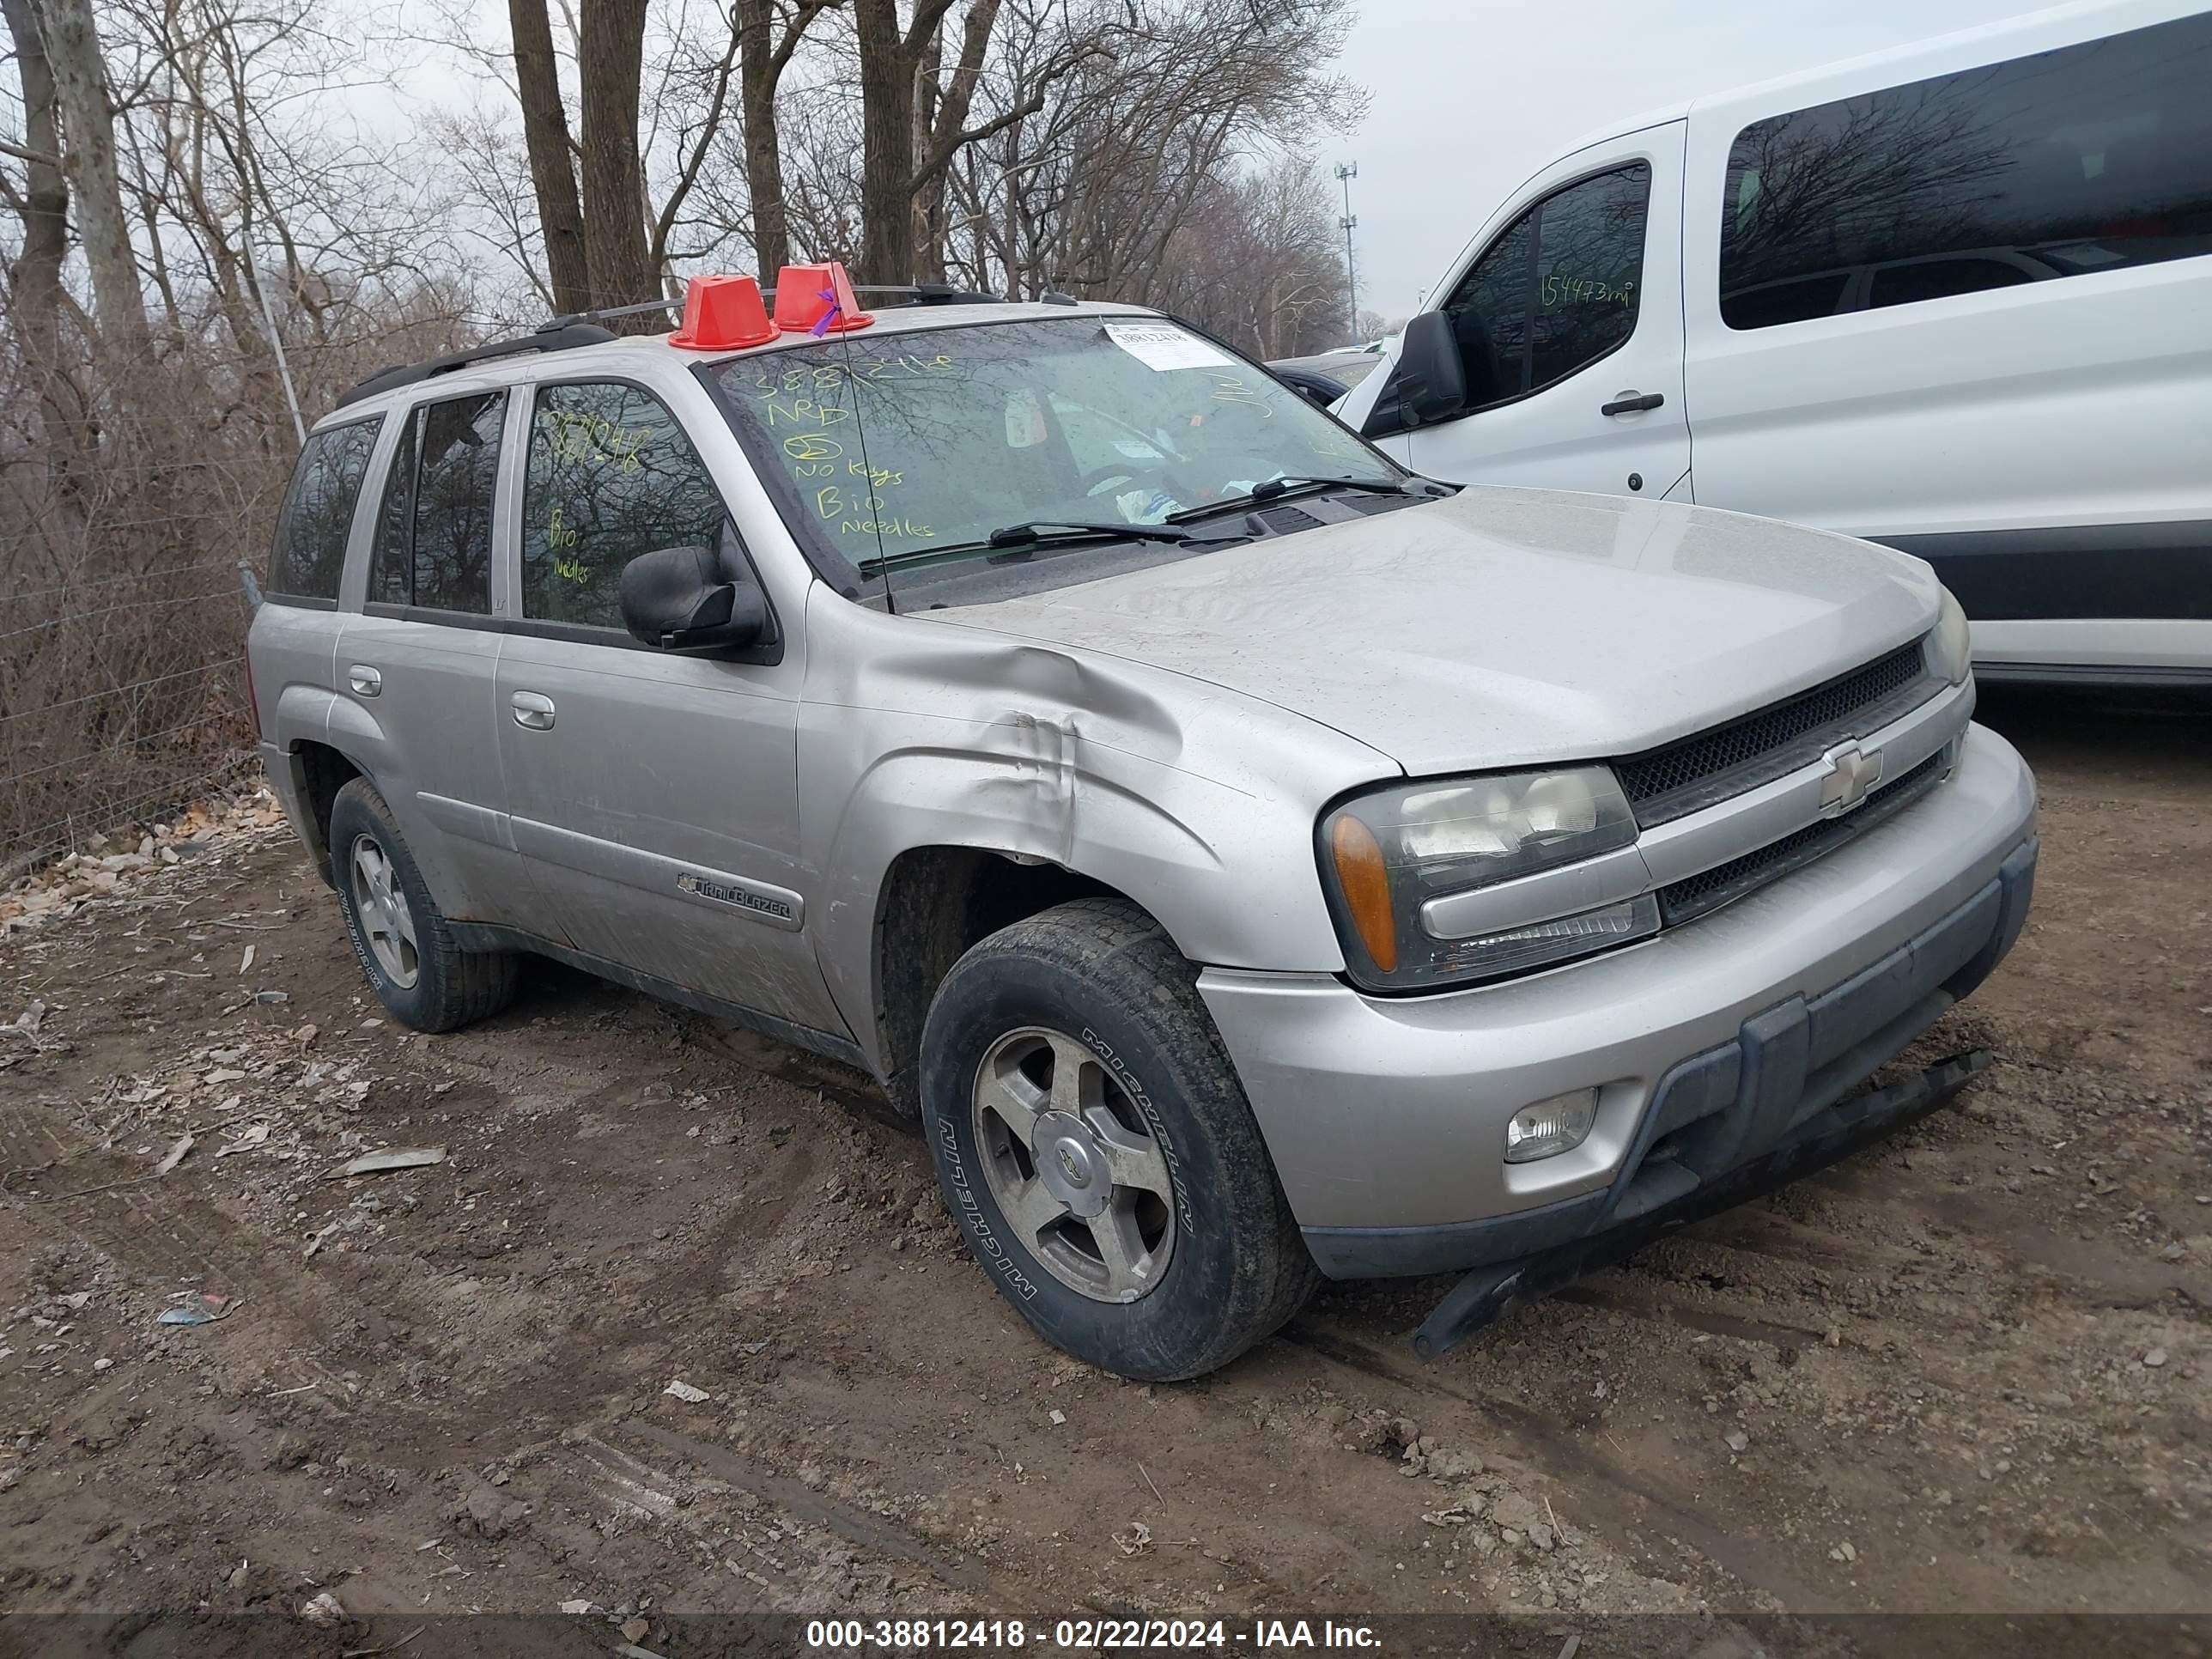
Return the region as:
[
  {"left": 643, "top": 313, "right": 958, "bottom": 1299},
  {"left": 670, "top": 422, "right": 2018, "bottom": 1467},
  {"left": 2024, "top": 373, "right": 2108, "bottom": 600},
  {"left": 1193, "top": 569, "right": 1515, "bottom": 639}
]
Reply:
[
  {"left": 1411, "top": 1044, "right": 1996, "bottom": 1359},
  {"left": 1303, "top": 833, "right": 2039, "bottom": 1282}
]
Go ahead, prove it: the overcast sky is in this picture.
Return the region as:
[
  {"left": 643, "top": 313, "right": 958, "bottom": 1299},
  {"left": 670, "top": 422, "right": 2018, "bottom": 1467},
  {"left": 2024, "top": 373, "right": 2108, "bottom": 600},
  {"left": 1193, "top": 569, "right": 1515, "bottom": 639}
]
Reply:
[{"left": 1329, "top": 0, "right": 2043, "bottom": 322}]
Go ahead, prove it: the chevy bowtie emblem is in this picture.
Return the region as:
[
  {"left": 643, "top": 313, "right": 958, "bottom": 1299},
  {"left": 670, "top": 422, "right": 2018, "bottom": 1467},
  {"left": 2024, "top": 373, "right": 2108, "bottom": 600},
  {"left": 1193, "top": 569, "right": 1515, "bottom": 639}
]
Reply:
[{"left": 1818, "top": 741, "right": 1885, "bottom": 817}]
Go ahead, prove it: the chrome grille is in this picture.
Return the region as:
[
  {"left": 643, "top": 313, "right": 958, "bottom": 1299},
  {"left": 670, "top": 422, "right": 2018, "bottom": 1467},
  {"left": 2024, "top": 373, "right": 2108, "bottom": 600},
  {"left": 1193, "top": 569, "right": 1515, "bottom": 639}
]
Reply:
[
  {"left": 1656, "top": 751, "right": 1947, "bottom": 927},
  {"left": 1617, "top": 640, "right": 1936, "bottom": 827}
]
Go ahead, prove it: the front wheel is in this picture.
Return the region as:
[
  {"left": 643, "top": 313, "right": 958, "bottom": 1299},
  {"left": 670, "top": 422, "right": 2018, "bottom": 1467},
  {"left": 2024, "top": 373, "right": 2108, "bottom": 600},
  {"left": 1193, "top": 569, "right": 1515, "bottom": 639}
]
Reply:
[{"left": 919, "top": 898, "right": 1317, "bottom": 1380}]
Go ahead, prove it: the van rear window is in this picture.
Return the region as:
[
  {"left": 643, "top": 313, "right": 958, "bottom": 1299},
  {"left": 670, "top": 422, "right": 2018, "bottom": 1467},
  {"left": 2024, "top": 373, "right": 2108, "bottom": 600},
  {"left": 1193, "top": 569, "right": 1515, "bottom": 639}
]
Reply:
[
  {"left": 1719, "top": 9, "right": 2212, "bottom": 329},
  {"left": 268, "top": 418, "right": 381, "bottom": 605}
]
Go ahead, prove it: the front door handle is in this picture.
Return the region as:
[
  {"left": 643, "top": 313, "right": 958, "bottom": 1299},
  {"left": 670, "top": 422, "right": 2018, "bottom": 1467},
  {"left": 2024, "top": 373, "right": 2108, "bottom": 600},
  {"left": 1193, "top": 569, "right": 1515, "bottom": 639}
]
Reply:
[
  {"left": 509, "top": 690, "right": 556, "bottom": 731},
  {"left": 347, "top": 665, "right": 381, "bottom": 698},
  {"left": 1601, "top": 391, "right": 1665, "bottom": 416}
]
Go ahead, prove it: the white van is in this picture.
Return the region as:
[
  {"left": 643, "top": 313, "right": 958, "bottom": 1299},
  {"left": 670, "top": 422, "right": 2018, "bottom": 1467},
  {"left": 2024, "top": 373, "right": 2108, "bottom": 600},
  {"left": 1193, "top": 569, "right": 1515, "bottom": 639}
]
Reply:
[{"left": 1334, "top": 0, "right": 2212, "bottom": 684}]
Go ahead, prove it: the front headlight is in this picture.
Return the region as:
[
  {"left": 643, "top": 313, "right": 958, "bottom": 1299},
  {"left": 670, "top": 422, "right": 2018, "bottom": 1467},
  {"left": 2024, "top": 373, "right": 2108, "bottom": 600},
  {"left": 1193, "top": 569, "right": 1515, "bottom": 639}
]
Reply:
[
  {"left": 1320, "top": 767, "right": 1655, "bottom": 992},
  {"left": 1928, "top": 588, "right": 1972, "bottom": 685}
]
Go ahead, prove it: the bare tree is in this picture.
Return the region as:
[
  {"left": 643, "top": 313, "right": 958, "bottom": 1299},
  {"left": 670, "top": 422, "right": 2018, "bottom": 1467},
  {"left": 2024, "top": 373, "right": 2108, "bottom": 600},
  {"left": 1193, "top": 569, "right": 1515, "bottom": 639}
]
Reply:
[
  {"left": 577, "top": 0, "right": 656, "bottom": 312},
  {"left": 1, "top": 0, "right": 68, "bottom": 358},
  {"left": 853, "top": 0, "right": 934, "bottom": 283},
  {"left": 34, "top": 0, "right": 147, "bottom": 343},
  {"left": 734, "top": 0, "right": 843, "bottom": 276},
  {"left": 509, "top": 0, "right": 591, "bottom": 312}
]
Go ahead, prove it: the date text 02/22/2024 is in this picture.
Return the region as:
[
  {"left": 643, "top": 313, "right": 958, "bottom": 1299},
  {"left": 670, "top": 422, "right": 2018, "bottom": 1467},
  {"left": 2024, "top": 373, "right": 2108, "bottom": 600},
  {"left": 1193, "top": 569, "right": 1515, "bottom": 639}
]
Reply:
[{"left": 803, "top": 1618, "right": 1382, "bottom": 1649}]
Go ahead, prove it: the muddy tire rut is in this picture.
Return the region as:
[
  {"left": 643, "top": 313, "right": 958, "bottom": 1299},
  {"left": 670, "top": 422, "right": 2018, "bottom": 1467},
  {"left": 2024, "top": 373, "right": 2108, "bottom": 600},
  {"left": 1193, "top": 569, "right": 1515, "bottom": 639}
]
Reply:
[{"left": 1, "top": 687, "right": 2206, "bottom": 1632}]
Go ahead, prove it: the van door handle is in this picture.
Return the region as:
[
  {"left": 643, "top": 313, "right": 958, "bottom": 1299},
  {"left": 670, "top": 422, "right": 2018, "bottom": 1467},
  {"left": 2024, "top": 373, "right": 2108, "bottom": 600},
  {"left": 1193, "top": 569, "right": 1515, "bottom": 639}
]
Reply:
[
  {"left": 347, "top": 665, "right": 381, "bottom": 697},
  {"left": 509, "top": 691, "right": 556, "bottom": 731},
  {"left": 1601, "top": 391, "right": 1665, "bottom": 416}
]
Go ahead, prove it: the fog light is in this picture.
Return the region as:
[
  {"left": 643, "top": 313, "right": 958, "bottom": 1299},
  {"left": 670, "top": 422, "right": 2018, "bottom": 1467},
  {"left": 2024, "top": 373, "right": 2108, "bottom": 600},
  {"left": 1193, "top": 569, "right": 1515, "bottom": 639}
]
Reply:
[{"left": 1504, "top": 1088, "right": 1599, "bottom": 1164}]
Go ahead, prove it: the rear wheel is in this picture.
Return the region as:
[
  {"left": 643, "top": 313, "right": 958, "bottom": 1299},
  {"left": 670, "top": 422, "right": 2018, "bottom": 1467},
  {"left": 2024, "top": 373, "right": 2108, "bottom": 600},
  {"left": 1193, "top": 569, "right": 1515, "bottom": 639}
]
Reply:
[
  {"left": 920, "top": 898, "right": 1317, "bottom": 1380},
  {"left": 328, "top": 779, "right": 519, "bottom": 1032}
]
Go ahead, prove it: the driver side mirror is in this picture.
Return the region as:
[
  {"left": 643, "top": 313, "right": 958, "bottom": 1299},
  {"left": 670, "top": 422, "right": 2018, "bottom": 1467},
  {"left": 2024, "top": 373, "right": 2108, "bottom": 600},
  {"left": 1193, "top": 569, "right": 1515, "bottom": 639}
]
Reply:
[
  {"left": 618, "top": 545, "right": 769, "bottom": 653},
  {"left": 1392, "top": 310, "right": 1466, "bottom": 428}
]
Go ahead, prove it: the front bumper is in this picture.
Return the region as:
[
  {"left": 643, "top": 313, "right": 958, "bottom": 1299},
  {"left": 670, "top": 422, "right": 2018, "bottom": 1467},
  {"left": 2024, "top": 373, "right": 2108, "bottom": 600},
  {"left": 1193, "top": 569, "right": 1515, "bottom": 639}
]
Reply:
[{"left": 1199, "top": 721, "right": 2038, "bottom": 1274}]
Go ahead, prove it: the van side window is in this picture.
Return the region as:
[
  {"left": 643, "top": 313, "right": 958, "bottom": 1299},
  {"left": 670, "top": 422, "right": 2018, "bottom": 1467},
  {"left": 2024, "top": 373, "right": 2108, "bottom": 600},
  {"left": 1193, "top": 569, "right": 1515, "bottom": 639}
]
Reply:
[
  {"left": 1720, "top": 9, "right": 2212, "bottom": 330},
  {"left": 366, "top": 392, "right": 506, "bottom": 615},
  {"left": 521, "top": 382, "right": 729, "bottom": 630},
  {"left": 268, "top": 417, "right": 380, "bottom": 605},
  {"left": 1441, "top": 164, "right": 1650, "bottom": 411}
]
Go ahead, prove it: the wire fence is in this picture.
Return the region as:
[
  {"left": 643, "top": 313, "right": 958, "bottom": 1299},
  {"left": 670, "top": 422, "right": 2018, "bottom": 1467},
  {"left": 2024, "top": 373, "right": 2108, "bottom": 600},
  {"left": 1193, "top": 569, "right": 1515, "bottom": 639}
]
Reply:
[
  {"left": 0, "top": 562, "right": 262, "bottom": 878},
  {"left": 0, "top": 299, "right": 499, "bottom": 880},
  {"left": 0, "top": 368, "right": 286, "bottom": 877}
]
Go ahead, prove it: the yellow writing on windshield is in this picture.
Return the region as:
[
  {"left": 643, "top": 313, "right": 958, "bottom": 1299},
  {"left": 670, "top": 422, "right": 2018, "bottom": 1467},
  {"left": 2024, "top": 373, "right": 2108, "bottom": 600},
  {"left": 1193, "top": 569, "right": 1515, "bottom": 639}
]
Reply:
[
  {"left": 763, "top": 399, "right": 849, "bottom": 428},
  {"left": 746, "top": 354, "right": 960, "bottom": 400},
  {"left": 840, "top": 518, "right": 934, "bottom": 538}
]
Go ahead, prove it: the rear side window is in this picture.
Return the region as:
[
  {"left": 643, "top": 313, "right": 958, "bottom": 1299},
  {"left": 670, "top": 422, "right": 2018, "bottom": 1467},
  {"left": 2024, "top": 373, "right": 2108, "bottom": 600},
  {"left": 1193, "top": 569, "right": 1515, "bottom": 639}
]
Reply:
[
  {"left": 520, "top": 382, "right": 728, "bottom": 629},
  {"left": 267, "top": 418, "right": 380, "bottom": 604},
  {"left": 1439, "top": 163, "right": 1650, "bottom": 411},
  {"left": 1720, "top": 9, "right": 2212, "bottom": 329},
  {"left": 366, "top": 392, "right": 506, "bottom": 615}
]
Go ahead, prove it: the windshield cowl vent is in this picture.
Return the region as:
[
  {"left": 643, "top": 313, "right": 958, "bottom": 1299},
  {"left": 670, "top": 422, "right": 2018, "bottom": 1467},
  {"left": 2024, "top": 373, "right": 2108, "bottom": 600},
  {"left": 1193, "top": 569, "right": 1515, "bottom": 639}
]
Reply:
[{"left": 1254, "top": 504, "right": 1326, "bottom": 536}]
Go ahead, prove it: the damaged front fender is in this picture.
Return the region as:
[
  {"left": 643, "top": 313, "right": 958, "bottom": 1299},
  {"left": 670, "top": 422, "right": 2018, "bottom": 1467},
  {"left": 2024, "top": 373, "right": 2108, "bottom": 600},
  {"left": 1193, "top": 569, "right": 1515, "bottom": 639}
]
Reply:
[{"left": 797, "top": 588, "right": 1400, "bottom": 1077}]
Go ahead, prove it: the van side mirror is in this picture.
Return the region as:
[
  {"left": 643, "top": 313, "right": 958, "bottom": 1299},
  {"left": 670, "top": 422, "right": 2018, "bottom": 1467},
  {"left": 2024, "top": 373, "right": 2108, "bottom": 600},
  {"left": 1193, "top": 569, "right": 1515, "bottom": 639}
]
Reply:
[
  {"left": 1393, "top": 310, "right": 1467, "bottom": 428},
  {"left": 618, "top": 545, "right": 769, "bottom": 653}
]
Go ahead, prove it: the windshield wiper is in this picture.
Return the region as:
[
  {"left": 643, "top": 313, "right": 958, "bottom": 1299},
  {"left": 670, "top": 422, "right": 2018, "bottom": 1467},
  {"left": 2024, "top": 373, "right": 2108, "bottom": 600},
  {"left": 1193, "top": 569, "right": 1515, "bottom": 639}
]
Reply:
[
  {"left": 1167, "top": 473, "right": 1425, "bottom": 524},
  {"left": 986, "top": 519, "right": 1197, "bottom": 548},
  {"left": 1246, "top": 474, "right": 1419, "bottom": 502},
  {"left": 857, "top": 518, "right": 1200, "bottom": 577}
]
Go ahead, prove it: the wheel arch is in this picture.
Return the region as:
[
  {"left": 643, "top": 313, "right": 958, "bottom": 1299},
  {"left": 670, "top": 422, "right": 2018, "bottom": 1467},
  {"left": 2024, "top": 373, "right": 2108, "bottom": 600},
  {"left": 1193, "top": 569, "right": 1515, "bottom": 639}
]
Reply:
[
  {"left": 286, "top": 739, "right": 368, "bottom": 888},
  {"left": 866, "top": 844, "right": 1146, "bottom": 1118}
]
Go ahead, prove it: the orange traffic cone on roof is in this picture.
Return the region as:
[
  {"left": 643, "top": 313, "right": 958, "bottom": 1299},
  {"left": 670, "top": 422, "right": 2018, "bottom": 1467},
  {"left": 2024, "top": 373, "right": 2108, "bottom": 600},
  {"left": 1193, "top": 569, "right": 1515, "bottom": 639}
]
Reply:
[
  {"left": 668, "top": 274, "right": 778, "bottom": 350},
  {"left": 774, "top": 261, "right": 874, "bottom": 337}
]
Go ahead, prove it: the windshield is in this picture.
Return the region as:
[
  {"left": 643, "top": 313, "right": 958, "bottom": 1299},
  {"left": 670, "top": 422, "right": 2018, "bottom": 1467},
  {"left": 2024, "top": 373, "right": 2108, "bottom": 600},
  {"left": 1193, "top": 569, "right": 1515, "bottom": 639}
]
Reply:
[{"left": 708, "top": 316, "right": 1397, "bottom": 573}]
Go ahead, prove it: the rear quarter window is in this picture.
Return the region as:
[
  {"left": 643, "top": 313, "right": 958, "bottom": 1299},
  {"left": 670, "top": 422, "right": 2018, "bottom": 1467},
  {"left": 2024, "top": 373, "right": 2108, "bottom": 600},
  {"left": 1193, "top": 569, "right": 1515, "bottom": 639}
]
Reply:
[{"left": 268, "top": 418, "right": 381, "bottom": 605}]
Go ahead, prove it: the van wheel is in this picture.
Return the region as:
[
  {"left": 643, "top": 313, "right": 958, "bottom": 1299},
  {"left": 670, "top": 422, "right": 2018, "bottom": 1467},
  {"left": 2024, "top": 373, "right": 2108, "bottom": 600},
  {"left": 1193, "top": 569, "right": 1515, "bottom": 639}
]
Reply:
[
  {"left": 328, "top": 779, "right": 519, "bottom": 1033},
  {"left": 919, "top": 897, "right": 1318, "bottom": 1381}
]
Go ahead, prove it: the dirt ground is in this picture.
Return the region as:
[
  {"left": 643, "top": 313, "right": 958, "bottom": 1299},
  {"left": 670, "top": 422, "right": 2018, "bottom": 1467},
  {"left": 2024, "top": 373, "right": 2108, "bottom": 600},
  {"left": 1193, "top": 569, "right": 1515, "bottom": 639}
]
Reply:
[{"left": 1, "top": 686, "right": 2207, "bottom": 1646}]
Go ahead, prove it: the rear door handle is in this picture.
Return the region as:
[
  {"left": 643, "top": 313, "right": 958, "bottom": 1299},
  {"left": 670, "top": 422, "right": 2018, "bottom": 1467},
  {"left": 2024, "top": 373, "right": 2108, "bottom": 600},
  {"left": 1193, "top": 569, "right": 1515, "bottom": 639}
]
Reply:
[
  {"left": 509, "top": 690, "right": 556, "bottom": 731},
  {"left": 1601, "top": 391, "right": 1665, "bottom": 416},
  {"left": 347, "top": 665, "right": 381, "bottom": 697}
]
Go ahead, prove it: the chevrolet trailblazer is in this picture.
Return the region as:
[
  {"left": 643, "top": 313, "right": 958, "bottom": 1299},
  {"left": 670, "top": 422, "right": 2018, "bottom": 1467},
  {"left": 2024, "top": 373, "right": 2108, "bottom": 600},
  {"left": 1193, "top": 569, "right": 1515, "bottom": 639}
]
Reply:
[{"left": 245, "top": 264, "right": 2037, "bottom": 1379}]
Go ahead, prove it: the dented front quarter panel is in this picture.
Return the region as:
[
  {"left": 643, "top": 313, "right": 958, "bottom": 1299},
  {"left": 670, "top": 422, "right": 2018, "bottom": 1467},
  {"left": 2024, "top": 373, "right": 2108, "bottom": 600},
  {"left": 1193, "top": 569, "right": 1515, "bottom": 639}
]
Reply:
[{"left": 797, "top": 586, "right": 1400, "bottom": 1073}]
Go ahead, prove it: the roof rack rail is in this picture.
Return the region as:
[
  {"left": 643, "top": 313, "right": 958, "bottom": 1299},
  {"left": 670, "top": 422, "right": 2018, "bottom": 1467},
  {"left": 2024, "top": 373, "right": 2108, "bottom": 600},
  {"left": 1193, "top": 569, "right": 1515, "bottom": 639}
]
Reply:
[
  {"left": 752, "top": 282, "right": 1001, "bottom": 307},
  {"left": 334, "top": 282, "right": 1014, "bottom": 410},
  {"left": 538, "top": 284, "right": 1000, "bottom": 329},
  {"left": 538, "top": 296, "right": 684, "bottom": 332},
  {"left": 334, "top": 320, "right": 625, "bottom": 409}
]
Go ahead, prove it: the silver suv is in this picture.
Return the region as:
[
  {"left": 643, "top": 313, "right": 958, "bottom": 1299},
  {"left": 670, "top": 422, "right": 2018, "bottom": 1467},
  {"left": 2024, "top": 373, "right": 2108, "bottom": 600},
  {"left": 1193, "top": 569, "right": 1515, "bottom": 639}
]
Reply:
[{"left": 246, "top": 274, "right": 2038, "bottom": 1380}]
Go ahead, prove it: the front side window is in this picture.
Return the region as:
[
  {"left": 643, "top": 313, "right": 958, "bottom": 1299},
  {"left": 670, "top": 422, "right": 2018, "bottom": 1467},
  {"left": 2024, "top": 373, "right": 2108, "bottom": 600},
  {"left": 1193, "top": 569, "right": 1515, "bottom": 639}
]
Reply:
[
  {"left": 708, "top": 317, "right": 1392, "bottom": 573},
  {"left": 1438, "top": 163, "right": 1650, "bottom": 410},
  {"left": 1720, "top": 9, "right": 2212, "bottom": 329},
  {"left": 366, "top": 392, "right": 504, "bottom": 614},
  {"left": 1443, "top": 210, "right": 1532, "bottom": 408},
  {"left": 268, "top": 417, "right": 380, "bottom": 602},
  {"left": 521, "top": 382, "right": 730, "bottom": 629}
]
